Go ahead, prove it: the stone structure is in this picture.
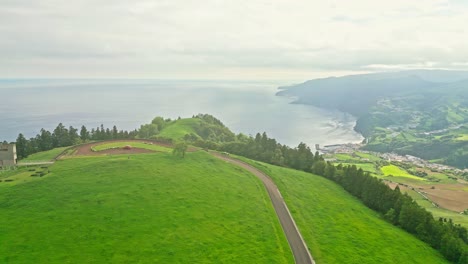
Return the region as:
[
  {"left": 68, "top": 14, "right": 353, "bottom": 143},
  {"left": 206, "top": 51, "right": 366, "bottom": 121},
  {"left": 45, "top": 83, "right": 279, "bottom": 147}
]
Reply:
[{"left": 0, "top": 143, "right": 17, "bottom": 167}]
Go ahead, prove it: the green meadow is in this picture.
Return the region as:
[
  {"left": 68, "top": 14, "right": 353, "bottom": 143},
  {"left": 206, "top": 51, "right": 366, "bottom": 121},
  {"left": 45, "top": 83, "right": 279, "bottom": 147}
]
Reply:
[
  {"left": 239, "top": 158, "right": 449, "bottom": 264},
  {"left": 158, "top": 118, "right": 202, "bottom": 140},
  {"left": 19, "top": 147, "right": 69, "bottom": 162},
  {"left": 380, "top": 165, "right": 424, "bottom": 181},
  {"left": 339, "top": 162, "right": 378, "bottom": 174},
  {"left": 0, "top": 151, "right": 293, "bottom": 264}
]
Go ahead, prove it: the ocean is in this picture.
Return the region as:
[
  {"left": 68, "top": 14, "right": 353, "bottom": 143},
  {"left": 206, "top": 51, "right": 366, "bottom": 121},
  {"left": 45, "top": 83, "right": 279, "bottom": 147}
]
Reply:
[{"left": 0, "top": 79, "right": 363, "bottom": 147}]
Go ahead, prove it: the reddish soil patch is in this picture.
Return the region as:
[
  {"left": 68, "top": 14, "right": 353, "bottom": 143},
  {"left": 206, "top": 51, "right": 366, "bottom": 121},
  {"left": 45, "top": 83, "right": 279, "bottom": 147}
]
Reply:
[
  {"left": 422, "top": 185, "right": 468, "bottom": 212},
  {"left": 74, "top": 139, "right": 163, "bottom": 156},
  {"left": 385, "top": 180, "right": 468, "bottom": 212}
]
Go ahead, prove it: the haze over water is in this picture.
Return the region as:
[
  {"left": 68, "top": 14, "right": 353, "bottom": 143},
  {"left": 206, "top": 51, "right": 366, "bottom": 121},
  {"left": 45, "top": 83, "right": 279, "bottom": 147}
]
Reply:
[{"left": 0, "top": 80, "right": 363, "bottom": 147}]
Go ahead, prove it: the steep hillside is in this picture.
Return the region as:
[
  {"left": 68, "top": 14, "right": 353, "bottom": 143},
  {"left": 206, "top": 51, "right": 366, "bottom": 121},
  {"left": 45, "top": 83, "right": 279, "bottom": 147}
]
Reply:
[{"left": 239, "top": 158, "right": 451, "bottom": 264}]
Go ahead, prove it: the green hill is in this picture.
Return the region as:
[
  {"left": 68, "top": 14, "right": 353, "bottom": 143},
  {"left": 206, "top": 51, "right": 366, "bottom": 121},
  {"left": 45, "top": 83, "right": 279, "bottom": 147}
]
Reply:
[
  {"left": 139, "top": 114, "right": 236, "bottom": 143},
  {"left": 0, "top": 150, "right": 292, "bottom": 263},
  {"left": 239, "top": 157, "right": 450, "bottom": 264}
]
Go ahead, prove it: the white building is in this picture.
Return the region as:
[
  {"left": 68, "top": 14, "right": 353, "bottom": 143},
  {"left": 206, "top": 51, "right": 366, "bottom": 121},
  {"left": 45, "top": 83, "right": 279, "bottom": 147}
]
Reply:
[{"left": 0, "top": 143, "right": 17, "bottom": 167}]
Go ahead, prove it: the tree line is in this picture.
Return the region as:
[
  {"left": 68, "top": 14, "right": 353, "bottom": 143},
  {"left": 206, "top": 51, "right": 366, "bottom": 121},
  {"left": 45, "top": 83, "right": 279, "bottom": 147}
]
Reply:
[
  {"left": 15, "top": 123, "right": 137, "bottom": 159},
  {"left": 189, "top": 131, "right": 322, "bottom": 171}
]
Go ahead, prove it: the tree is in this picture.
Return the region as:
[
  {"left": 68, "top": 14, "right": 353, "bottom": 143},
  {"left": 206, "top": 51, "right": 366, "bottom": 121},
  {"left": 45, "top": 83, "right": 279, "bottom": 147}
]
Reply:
[
  {"left": 172, "top": 142, "right": 188, "bottom": 158},
  {"left": 15, "top": 133, "right": 29, "bottom": 159},
  {"left": 112, "top": 125, "right": 118, "bottom": 139},
  {"left": 52, "top": 123, "right": 69, "bottom": 147},
  {"left": 151, "top": 116, "right": 167, "bottom": 131},
  {"left": 38, "top": 128, "right": 53, "bottom": 151},
  {"left": 80, "top": 125, "right": 89, "bottom": 141},
  {"left": 68, "top": 126, "right": 79, "bottom": 145},
  {"left": 138, "top": 124, "right": 159, "bottom": 139}
]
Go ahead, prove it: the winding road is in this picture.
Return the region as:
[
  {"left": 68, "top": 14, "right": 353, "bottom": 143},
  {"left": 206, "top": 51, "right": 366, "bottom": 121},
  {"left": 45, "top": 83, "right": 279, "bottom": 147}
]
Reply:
[{"left": 211, "top": 152, "right": 315, "bottom": 264}]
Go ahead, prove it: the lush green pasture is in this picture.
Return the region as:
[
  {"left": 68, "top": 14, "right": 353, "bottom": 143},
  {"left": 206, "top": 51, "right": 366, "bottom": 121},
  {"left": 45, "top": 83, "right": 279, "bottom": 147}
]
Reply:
[
  {"left": 0, "top": 165, "right": 51, "bottom": 186},
  {"left": 339, "top": 163, "right": 378, "bottom": 174},
  {"left": 355, "top": 152, "right": 382, "bottom": 162},
  {"left": 158, "top": 118, "right": 201, "bottom": 140},
  {"left": 334, "top": 153, "right": 359, "bottom": 162},
  {"left": 456, "top": 134, "right": 468, "bottom": 141},
  {"left": 20, "top": 147, "right": 69, "bottom": 162},
  {"left": 0, "top": 152, "right": 293, "bottom": 263},
  {"left": 240, "top": 158, "right": 449, "bottom": 264},
  {"left": 92, "top": 141, "right": 172, "bottom": 152},
  {"left": 381, "top": 165, "right": 423, "bottom": 180}
]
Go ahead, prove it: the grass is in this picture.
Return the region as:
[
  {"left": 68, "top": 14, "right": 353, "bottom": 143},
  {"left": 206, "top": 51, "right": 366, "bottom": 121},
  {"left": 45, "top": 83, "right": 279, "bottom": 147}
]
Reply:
[
  {"left": 354, "top": 152, "right": 382, "bottom": 162},
  {"left": 92, "top": 141, "right": 172, "bottom": 152},
  {"left": 333, "top": 153, "right": 358, "bottom": 162},
  {"left": 238, "top": 157, "right": 449, "bottom": 264},
  {"left": 456, "top": 134, "right": 468, "bottom": 141},
  {"left": 0, "top": 151, "right": 293, "bottom": 264},
  {"left": 20, "top": 147, "right": 69, "bottom": 162},
  {"left": 158, "top": 118, "right": 202, "bottom": 140},
  {"left": 339, "top": 163, "right": 378, "bottom": 174},
  {"left": 381, "top": 165, "right": 423, "bottom": 180},
  {"left": 0, "top": 165, "right": 51, "bottom": 186}
]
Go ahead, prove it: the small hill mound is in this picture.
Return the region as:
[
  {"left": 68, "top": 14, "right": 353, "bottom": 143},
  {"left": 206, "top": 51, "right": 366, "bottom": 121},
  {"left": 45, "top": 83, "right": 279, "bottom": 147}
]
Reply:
[{"left": 138, "top": 114, "right": 236, "bottom": 143}]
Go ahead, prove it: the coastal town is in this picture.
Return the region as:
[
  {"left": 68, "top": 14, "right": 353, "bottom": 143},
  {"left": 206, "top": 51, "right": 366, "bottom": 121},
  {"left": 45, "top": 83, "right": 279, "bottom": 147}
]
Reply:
[{"left": 319, "top": 143, "right": 468, "bottom": 176}]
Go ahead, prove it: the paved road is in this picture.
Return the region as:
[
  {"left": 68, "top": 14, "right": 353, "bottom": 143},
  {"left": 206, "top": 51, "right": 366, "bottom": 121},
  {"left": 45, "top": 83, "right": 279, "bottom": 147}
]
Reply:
[{"left": 211, "top": 152, "right": 315, "bottom": 264}]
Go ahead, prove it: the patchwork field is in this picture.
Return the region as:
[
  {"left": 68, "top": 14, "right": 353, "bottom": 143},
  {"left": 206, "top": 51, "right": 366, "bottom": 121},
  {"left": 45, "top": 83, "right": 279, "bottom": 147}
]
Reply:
[{"left": 0, "top": 151, "right": 293, "bottom": 263}]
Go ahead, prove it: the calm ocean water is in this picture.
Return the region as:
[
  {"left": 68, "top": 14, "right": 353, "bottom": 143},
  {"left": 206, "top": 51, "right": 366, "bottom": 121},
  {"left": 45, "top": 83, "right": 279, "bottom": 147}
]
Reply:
[{"left": 0, "top": 79, "right": 363, "bottom": 147}]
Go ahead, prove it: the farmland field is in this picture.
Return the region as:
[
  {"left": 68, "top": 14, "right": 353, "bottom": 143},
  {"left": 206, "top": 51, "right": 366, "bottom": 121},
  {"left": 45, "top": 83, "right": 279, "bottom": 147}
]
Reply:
[
  {"left": 339, "top": 163, "right": 378, "bottom": 174},
  {"left": 0, "top": 151, "right": 293, "bottom": 263},
  {"left": 381, "top": 165, "right": 423, "bottom": 180}
]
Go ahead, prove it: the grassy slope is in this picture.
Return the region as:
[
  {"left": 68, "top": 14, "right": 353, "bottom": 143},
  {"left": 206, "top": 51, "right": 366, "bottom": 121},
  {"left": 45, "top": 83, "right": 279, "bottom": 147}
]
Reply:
[
  {"left": 92, "top": 141, "right": 172, "bottom": 152},
  {"left": 20, "top": 147, "right": 69, "bottom": 162},
  {"left": 239, "top": 158, "right": 449, "bottom": 264},
  {"left": 0, "top": 151, "right": 293, "bottom": 264},
  {"left": 158, "top": 118, "right": 201, "bottom": 140}
]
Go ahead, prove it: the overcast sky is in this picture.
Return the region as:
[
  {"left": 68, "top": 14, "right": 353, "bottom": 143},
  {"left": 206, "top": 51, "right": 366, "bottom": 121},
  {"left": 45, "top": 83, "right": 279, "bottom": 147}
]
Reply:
[{"left": 1, "top": 0, "right": 468, "bottom": 80}]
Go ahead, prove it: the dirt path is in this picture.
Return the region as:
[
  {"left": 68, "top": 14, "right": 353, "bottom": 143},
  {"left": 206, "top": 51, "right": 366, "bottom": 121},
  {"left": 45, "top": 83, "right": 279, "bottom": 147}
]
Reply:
[
  {"left": 211, "top": 152, "right": 315, "bottom": 264},
  {"left": 17, "top": 161, "right": 55, "bottom": 166}
]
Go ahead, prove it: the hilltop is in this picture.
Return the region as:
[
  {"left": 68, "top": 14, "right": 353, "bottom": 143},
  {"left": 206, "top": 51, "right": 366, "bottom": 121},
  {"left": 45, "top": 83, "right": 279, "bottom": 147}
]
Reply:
[
  {"left": 277, "top": 70, "right": 468, "bottom": 168},
  {"left": 137, "top": 114, "right": 236, "bottom": 143}
]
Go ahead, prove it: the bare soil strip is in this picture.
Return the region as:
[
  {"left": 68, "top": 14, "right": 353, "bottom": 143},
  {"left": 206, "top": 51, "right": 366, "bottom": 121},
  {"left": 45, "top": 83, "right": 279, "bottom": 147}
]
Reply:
[{"left": 211, "top": 152, "right": 315, "bottom": 264}]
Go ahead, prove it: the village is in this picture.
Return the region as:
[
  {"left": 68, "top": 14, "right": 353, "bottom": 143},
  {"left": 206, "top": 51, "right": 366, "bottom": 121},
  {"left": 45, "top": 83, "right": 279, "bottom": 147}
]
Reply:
[{"left": 319, "top": 143, "right": 468, "bottom": 176}]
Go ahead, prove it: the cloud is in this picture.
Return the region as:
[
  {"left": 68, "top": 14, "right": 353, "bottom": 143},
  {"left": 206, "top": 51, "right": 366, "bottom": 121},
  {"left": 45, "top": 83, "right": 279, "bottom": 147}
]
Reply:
[{"left": 1, "top": 0, "right": 468, "bottom": 79}]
